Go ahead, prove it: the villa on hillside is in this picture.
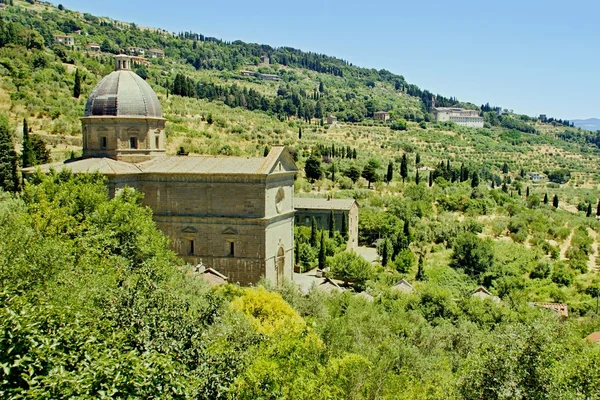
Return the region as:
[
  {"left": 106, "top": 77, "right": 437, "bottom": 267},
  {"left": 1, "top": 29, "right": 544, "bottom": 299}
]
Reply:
[
  {"left": 374, "top": 111, "right": 390, "bottom": 122},
  {"left": 148, "top": 48, "right": 165, "bottom": 58},
  {"left": 433, "top": 107, "right": 484, "bottom": 128},
  {"left": 53, "top": 34, "right": 74, "bottom": 46}
]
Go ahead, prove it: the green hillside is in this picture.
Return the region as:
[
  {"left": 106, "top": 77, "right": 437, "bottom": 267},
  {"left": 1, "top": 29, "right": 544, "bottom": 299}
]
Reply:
[{"left": 1, "top": 1, "right": 600, "bottom": 398}]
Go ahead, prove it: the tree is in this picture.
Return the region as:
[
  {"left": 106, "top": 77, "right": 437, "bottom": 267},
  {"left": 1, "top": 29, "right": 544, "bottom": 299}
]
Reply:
[
  {"left": 73, "top": 69, "right": 81, "bottom": 98},
  {"left": 597, "top": 199, "right": 600, "bottom": 217},
  {"left": 471, "top": 172, "right": 479, "bottom": 188},
  {"left": 298, "top": 126, "right": 302, "bottom": 139},
  {"left": 330, "top": 163, "right": 336, "bottom": 182},
  {"left": 415, "top": 170, "right": 420, "bottom": 185},
  {"left": 502, "top": 162, "right": 509, "bottom": 174},
  {"left": 0, "top": 115, "right": 19, "bottom": 192},
  {"left": 135, "top": 65, "right": 148, "bottom": 80},
  {"left": 329, "top": 251, "right": 373, "bottom": 290},
  {"left": 400, "top": 154, "right": 408, "bottom": 183},
  {"left": 386, "top": 161, "right": 393, "bottom": 184},
  {"left": 544, "top": 193, "right": 549, "bottom": 204},
  {"left": 553, "top": 194, "right": 559, "bottom": 209},
  {"left": 29, "top": 135, "right": 50, "bottom": 165},
  {"left": 310, "top": 217, "right": 318, "bottom": 247},
  {"left": 341, "top": 213, "right": 348, "bottom": 239},
  {"left": 450, "top": 232, "right": 494, "bottom": 277},
  {"left": 587, "top": 203, "right": 592, "bottom": 218},
  {"left": 415, "top": 153, "right": 421, "bottom": 167},
  {"left": 329, "top": 210, "right": 335, "bottom": 237},
  {"left": 318, "top": 231, "right": 326, "bottom": 269},
  {"left": 361, "top": 159, "right": 381, "bottom": 189},
  {"left": 263, "top": 146, "right": 270, "bottom": 157},
  {"left": 415, "top": 256, "right": 426, "bottom": 281},
  {"left": 380, "top": 238, "right": 391, "bottom": 267},
  {"left": 390, "top": 119, "right": 407, "bottom": 131},
  {"left": 21, "top": 119, "right": 35, "bottom": 168},
  {"left": 304, "top": 156, "right": 322, "bottom": 182},
  {"left": 345, "top": 165, "right": 361, "bottom": 183},
  {"left": 428, "top": 172, "right": 433, "bottom": 187},
  {"left": 526, "top": 186, "right": 530, "bottom": 197}
]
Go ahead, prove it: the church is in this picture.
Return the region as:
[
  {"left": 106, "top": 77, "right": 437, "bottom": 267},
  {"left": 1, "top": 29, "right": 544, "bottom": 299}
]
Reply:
[{"left": 27, "top": 55, "right": 298, "bottom": 285}]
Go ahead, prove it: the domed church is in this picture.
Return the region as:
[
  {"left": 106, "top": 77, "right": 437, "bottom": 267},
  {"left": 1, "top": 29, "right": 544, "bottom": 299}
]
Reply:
[{"left": 28, "top": 55, "right": 297, "bottom": 285}]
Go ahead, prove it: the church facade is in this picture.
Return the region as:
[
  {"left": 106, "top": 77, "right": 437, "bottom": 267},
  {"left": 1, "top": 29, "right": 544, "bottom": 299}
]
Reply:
[{"left": 27, "top": 55, "right": 297, "bottom": 285}]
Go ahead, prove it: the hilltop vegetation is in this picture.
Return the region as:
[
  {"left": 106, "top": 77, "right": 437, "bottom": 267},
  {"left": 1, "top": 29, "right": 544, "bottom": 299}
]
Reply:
[{"left": 1, "top": 1, "right": 600, "bottom": 398}]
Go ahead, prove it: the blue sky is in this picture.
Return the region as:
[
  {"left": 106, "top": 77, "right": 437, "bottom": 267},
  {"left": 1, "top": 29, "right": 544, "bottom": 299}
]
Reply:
[{"left": 57, "top": 0, "right": 600, "bottom": 119}]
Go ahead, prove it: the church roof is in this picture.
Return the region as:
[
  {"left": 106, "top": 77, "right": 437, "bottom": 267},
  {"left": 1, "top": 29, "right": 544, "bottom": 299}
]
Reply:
[
  {"left": 294, "top": 197, "right": 357, "bottom": 211},
  {"left": 23, "top": 157, "right": 142, "bottom": 175},
  {"left": 84, "top": 70, "right": 163, "bottom": 118},
  {"left": 24, "top": 147, "right": 297, "bottom": 177}
]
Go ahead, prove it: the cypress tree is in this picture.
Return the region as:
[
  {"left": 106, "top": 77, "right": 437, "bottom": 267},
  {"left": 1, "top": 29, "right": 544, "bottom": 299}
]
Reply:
[
  {"left": 352, "top": 148, "right": 357, "bottom": 159},
  {"left": 298, "top": 126, "right": 302, "bottom": 139},
  {"left": 526, "top": 186, "right": 530, "bottom": 197},
  {"left": 428, "top": 172, "right": 433, "bottom": 187},
  {"left": 544, "top": 193, "right": 549, "bottom": 204},
  {"left": 381, "top": 239, "right": 390, "bottom": 267},
  {"left": 386, "top": 161, "right": 393, "bottom": 184},
  {"left": 329, "top": 210, "right": 335, "bottom": 237},
  {"left": 318, "top": 231, "right": 326, "bottom": 269},
  {"left": 310, "top": 217, "right": 318, "bottom": 247},
  {"left": 73, "top": 68, "right": 81, "bottom": 98},
  {"left": 415, "top": 256, "right": 425, "bottom": 281},
  {"left": 263, "top": 146, "right": 270, "bottom": 157},
  {"left": 597, "top": 199, "right": 600, "bottom": 217},
  {"left": 400, "top": 154, "right": 408, "bottom": 183},
  {"left": 21, "top": 119, "right": 35, "bottom": 168},
  {"left": 294, "top": 239, "right": 299, "bottom": 266},
  {"left": 502, "top": 182, "right": 508, "bottom": 193},
  {"left": 553, "top": 194, "right": 559, "bottom": 208},
  {"left": 415, "top": 169, "right": 420, "bottom": 185},
  {"left": 518, "top": 187, "right": 522, "bottom": 196},
  {"left": 471, "top": 171, "right": 479, "bottom": 188},
  {"left": 403, "top": 220, "right": 411, "bottom": 246},
  {"left": 0, "top": 115, "right": 19, "bottom": 192},
  {"left": 587, "top": 203, "right": 593, "bottom": 218},
  {"left": 415, "top": 153, "right": 421, "bottom": 166},
  {"left": 491, "top": 180, "right": 495, "bottom": 189},
  {"left": 330, "top": 163, "right": 336, "bottom": 182}
]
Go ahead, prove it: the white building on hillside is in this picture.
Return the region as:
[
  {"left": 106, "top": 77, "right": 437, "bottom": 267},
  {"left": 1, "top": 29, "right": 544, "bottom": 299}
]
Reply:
[{"left": 433, "top": 107, "right": 484, "bottom": 128}]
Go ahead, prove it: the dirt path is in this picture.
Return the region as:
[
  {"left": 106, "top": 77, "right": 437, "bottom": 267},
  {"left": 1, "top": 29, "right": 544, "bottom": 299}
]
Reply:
[
  {"left": 588, "top": 228, "right": 598, "bottom": 271},
  {"left": 559, "top": 229, "right": 574, "bottom": 261}
]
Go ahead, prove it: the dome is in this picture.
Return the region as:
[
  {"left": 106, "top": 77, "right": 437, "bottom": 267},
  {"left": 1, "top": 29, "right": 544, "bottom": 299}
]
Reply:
[{"left": 84, "top": 70, "right": 163, "bottom": 118}]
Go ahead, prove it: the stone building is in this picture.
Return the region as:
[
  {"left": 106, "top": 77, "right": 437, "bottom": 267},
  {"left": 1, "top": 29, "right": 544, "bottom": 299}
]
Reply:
[
  {"left": 433, "top": 107, "right": 484, "bottom": 128},
  {"left": 373, "top": 111, "right": 390, "bottom": 122},
  {"left": 53, "top": 34, "right": 74, "bottom": 46},
  {"left": 26, "top": 55, "right": 297, "bottom": 285},
  {"left": 294, "top": 198, "right": 359, "bottom": 249},
  {"left": 148, "top": 48, "right": 165, "bottom": 58}
]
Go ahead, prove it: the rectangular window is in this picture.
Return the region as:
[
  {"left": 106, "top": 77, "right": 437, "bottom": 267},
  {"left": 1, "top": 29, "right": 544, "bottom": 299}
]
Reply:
[
  {"left": 101, "top": 136, "right": 107, "bottom": 149},
  {"left": 305, "top": 217, "right": 310, "bottom": 224},
  {"left": 155, "top": 136, "right": 160, "bottom": 149},
  {"left": 228, "top": 241, "right": 235, "bottom": 257},
  {"left": 129, "top": 137, "right": 138, "bottom": 149},
  {"left": 186, "top": 239, "right": 194, "bottom": 255}
]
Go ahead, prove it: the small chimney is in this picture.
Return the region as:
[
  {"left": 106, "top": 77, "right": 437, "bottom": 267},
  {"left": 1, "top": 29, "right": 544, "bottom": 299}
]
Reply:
[{"left": 115, "top": 54, "right": 131, "bottom": 71}]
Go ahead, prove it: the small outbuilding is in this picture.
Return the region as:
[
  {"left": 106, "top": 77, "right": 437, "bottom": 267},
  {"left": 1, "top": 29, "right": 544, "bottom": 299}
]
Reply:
[
  {"left": 391, "top": 279, "right": 414, "bottom": 294},
  {"left": 294, "top": 197, "right": 359, "bottom": 249}
]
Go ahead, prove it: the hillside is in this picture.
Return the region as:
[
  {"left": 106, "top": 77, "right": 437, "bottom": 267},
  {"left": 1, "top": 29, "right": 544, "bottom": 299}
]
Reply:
[{"left": 1, "top": 1, "right": 600, "bottom": 398}]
